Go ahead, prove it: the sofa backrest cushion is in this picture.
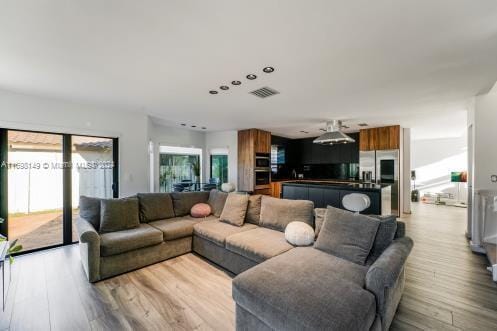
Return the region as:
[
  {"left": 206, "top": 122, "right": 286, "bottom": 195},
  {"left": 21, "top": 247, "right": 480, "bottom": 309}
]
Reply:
[
  {"left": 259, "top": 196, "right": 314, "bottom": 232},
  {"left": 207, "top": 189, "right": 228, "bottom": 217},
  {"left": 79, "top": 196, "right": 102, "bottom": 230},
  {"left": 99, "top": 197, "right": 140, "bottom": 233},
  {"left": 171, "top": 191, "right": 210, "bottom": 216},
  {"left": 366, "top": 215, "right": 398, "bottom": 264},
  {"left": 313, "top": 208, "right": 327, "bottom": 237},
  {"left": 314, "top": 206, "right": 380, "bottom": 265},
  {"left": 220, "top": 193, "right": 249, "bottom": 226},
  {"left": 137, "top": 193, "right": 175, "bottom": 222},
  {"left": 245, "top": 194, "right": 262, "bottom": 225}
]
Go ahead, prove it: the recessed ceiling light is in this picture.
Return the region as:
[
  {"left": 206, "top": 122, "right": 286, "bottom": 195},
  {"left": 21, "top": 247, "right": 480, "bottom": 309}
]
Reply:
[
  {"left": 246, "top": 74, "right": 257, "bottom": 80},
  {"left": 191, "top": 125, "right": 197, "bottom": 128},
  {"left": 209, "top": 90, "right": 218, "bottom": 94},
  {"left": 220, "top": 85, "right": 229, "bottom": 90},
  {"left": 358, "top": 123, "right": 368, "bottom": 127},
  {"left": 181, "top": 123, "right": 186, "bottom": 126},
  {"left": 263, "top": 67, "right": 275, "bottom": 73},
  {"left": 231, "top": 80, "right": 241, "bottom": 85},
  {"left": 201, "top": 127, "right": 206, "bottom": 130}
]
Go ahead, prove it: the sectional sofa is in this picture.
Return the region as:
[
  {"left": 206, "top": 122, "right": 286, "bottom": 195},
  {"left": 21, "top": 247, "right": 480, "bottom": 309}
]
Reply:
[{"left": 76, "top": 190, "right": 413, "bottom": 331}]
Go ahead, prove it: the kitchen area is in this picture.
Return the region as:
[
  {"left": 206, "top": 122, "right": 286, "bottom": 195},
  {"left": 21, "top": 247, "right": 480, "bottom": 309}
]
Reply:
[{"left": 238, "top": 123, "right": 410, "bottom": 217}]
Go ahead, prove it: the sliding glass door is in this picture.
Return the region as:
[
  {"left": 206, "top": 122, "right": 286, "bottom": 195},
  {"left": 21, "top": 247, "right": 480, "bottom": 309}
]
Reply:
[
  {"left": 71, "top": 136, "right": 115, "bottom": 243},
  {"left": 6, "top": 131, "right": 64, "bottom": 252},
  {"left": 0, "top": 129, "right": 118, "bottom": 254}
]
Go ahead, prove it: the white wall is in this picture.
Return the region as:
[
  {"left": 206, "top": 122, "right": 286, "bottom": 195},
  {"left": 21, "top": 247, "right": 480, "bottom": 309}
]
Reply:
[
  {"left": 205, "top": 131, "right": 238, "bottom": 188},
  {"left": 470, "top": 89, "right": 497, "bottom": 243},
  {"left": 411, "top": 134, "right": 468, "bottom": 200},
  {"left": 0, "top": 89, "right": 150, "bottom": 196}
]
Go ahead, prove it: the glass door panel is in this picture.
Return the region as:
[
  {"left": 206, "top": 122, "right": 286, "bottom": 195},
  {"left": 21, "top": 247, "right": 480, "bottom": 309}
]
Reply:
[
  {"left": 71, "top": 136, "right": 114, "bottom": 241},
  {"left": 7, "top": 130, "right": 63, "bottom": 252},
  {"left": 211, "top": 154, "right": 228, "bottom": 185}
]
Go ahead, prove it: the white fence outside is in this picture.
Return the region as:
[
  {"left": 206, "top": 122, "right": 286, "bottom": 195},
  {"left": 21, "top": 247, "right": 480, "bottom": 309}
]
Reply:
[{"left": 8, "top": 150, "right": 113, "bottom": 214}]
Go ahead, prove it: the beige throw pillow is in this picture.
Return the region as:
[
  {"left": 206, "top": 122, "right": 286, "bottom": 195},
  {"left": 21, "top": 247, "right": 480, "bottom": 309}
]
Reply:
[{"left": 220, "top": 193, "right": 249, "bottom": 226}]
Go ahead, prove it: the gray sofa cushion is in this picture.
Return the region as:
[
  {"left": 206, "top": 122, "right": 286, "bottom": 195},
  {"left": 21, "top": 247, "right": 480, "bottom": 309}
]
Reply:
[
  {"left": 193, "top": 219, "right": 257, "bottom": 247},
  {"left": 171, "top": 191, "right": 210, "bottom": 216},
  {"left": 220, "top": 193, "right": 249, "bottom": 226},
  {"left": 314, "top": 207, "right": 326, "bottom": 237},
  {"left": 245, "top": 195, "right": 262, "bottom": 225},
  {"left": 137, "top": 193, "right": 175, "bottom": 222},
  {"left": 79, "top": 196, "right": 102, "bottom": 230},
  {"left": 100, "top": 223, "right": 163, "bottom": 257},
  {"left": 367, "top": 215, "right": 398, "bottom": 264},
  {"left": 226, "top": 227, "right": 294, "bottom": 263},
  {"left": 314, "top": 206, "right": 380, "bottom": 265},
  {"left": 207, "top": 189, "right": 228, "bottom": 217},
  {"left": 233, "top": 247, "right": 376, "bottom": 331},
  {"left": 149, "top": 215, "right": 217, "bottom": 241},
  {"left": 99, "top": 197, "right": 140, "bottom": 233},
  {"left": 259, "top": 196, "right": 314, "bottom": 232}
]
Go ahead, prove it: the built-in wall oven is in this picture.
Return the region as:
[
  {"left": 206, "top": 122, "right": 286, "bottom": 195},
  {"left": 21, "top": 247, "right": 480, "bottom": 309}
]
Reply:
[
  {"left": 255, "top": 153, "right": 271, "bottom": 168},
  {"left": 255, "top": 169, "right": 271, "bottom": 186}
]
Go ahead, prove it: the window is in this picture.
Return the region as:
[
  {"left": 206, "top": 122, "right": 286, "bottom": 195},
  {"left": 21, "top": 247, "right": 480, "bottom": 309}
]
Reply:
[{"left": 159, "top": 146, "right": 202, "bottom": 192}]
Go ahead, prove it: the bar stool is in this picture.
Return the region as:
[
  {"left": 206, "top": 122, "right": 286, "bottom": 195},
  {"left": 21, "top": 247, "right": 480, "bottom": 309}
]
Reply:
[{"left": 342, "top": 193, "right": 371, "bottom": 214}]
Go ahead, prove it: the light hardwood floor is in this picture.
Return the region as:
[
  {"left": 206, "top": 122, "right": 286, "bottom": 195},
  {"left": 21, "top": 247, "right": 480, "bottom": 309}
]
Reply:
[{"left": 1, "top": 203, "right": 496, "bottom": 331}]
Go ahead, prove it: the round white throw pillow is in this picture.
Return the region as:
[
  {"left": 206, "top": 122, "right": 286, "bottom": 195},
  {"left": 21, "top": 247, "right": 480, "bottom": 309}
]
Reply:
[{"left": 285, "top": 221, "right": 315, "bottom": 246}]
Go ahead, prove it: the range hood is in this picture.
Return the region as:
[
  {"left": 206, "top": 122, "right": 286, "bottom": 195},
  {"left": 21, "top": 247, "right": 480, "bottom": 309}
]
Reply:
[{"left": 313, "top": 120, "right": 355, "bottom": 145}]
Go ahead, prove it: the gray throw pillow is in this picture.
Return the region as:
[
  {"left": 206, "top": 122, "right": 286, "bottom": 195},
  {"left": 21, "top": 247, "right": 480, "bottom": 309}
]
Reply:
[
  {"left": 99, "top": 197, "right": 140, "bottom": 233},
  {"left": 245, "top": 194, "right": 262, "bottom": 225},
  {"left": 137, "top": 193, "right": 175, "bottom": 222},
  {"left": 314, "top": 206, "right": 380, "bottom": 265},
  {"left": 207, "top": 189, "right": 228, "bottom": 217},
  {"left": 220, "top": 193, "right": 249, "bottom": 226},
  {"left": 79, "top": 196, "right": 102, "bottom": 230},
  {"left": 259, "top": 196, "right": 314, "bottom": 232},
  {"left": 366, "top": 215, "right": 397, "bottom": 263}
]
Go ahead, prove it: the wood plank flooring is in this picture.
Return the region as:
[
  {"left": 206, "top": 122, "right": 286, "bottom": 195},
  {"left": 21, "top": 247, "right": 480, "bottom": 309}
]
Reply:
[{"left": 1, "top": 202, "right": 496, "bottom": 330}]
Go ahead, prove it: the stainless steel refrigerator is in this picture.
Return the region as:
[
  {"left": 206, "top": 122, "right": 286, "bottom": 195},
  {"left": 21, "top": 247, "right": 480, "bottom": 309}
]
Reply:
[{"left": 360, "top": 150, "right": 400, "bottom": 216}]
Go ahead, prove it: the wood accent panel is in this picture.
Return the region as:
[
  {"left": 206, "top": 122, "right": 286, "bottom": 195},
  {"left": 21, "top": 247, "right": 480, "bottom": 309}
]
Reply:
[
  {"left": 359, "top": 125, "right": 400, "bottom": 151},
  {"left": 3, "top": 204, "right": 497, "bottom": 330},
  {"left": 238, "top": 129, "right": 271, "bottom": 192},
  {"left": 238, "top": 129, "right": 255, "bottom": 191},
  {"left": 254, "top": 188, "right": 272, "bottom": 196},
  {"left": 255, "top": 130, "right": 271, "bottom": 154}
]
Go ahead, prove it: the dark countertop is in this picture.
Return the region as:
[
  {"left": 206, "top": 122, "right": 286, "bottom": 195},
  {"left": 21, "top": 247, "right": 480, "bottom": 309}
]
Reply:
[{"left": 281, "top": 180, "right": 391, "bottom": 192}]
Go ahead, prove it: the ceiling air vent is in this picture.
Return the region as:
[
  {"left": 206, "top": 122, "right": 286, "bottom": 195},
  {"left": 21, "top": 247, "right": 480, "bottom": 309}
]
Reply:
[{"left": 250, "top": 86, "right": 279, "bottom": 98}]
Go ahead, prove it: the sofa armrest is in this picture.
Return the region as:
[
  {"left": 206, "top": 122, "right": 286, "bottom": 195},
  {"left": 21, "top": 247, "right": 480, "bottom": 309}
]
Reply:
[
  {"left": 76, "top": 217, "right": 101, "bottom": 282},
  {"left": 365, "top": 236, "right": 413, "bottom": 330}
]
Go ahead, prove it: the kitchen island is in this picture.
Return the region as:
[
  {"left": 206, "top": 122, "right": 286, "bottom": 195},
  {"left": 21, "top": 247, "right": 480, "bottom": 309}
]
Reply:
[{"left": 281, "top": 181, "right": 391, "bottom": 215}]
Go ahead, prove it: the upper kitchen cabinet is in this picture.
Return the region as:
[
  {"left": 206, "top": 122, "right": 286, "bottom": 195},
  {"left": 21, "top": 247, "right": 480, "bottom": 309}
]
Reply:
[
  {"left": 359, "top": 126, "right": 400, "bottom": 151},
  {"left": 255, "top": 130, "right": 271, "bottom": 154},
  {"left": 290, "top": 132, "right": 360, "bottom": 164}
]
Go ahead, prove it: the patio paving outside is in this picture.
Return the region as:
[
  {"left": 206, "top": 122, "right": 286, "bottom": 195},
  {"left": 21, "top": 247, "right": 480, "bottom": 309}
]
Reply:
[{"left": 8, "top": 209, "right": 79, "bottom": 252}]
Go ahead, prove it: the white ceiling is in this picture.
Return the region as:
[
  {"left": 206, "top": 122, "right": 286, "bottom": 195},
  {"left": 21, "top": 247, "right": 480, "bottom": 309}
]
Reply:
[{"left": 1, "top": 1, "right": 497, "bottom": 140}]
